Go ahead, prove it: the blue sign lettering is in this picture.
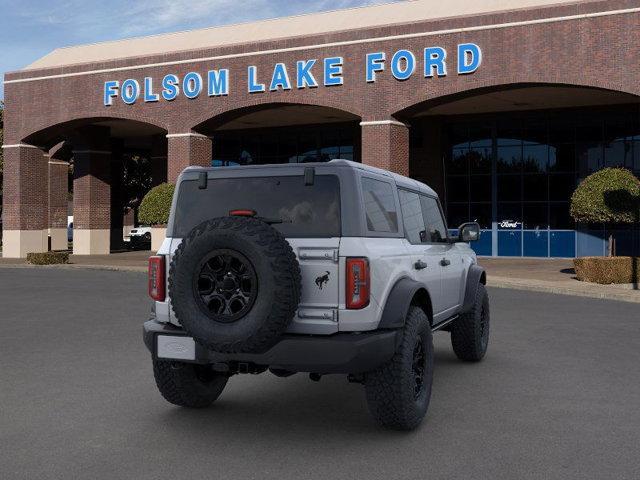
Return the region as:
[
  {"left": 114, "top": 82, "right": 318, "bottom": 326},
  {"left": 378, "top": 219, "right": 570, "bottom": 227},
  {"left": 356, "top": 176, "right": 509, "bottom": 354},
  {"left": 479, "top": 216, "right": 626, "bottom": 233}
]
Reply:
[
  {"left": 144, "top": 77, "right": 159, "bottom": 102},
  {"left": 424, "top": 47, "right": 447, "bottom": 77},
  {"left": 183, "top": 72, "right": 203, "bottom": 99},
  {"left": 161, "top": 74, "right": 179, "bottom": 101},
  {"left": 324, "top": 57, "right": 343, "bottom": 86},
  {"left": 104, "top": 80, "right": 119, "bottom": 106},
  {"left": 102, "top": 44, "right": 482, "bottom": 105},
  {"left": 390, "top": 50, "right": 415, "bottom": 81},
  {"left": 296, "top": 59, "right": 318, "bottom": 89},
  {"left": 121, "top": 79, "right": 140, "bottom": 104},
  {"left": 247, "top": 66, "right": 265, "bottom": 93},
  {"left": 270, "top": 63, "right": 292, "bottom": 91},
  {"left": 366, "top": 52, "right": 385, "bottom": 83},
  {"left": 208, "top": 69, "right": 229, "bottom": 96},
  {"left": 457, "top": 43, "right": 482, "bottom": 75}
]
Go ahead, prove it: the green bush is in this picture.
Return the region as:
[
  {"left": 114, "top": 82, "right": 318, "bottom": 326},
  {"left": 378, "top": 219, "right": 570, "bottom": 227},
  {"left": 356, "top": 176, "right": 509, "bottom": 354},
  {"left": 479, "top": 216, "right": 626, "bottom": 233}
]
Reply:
[
  {"left": 574, "top": 256, "right": 639, "bottom": 284},
  {"left": 27, "top": 251, "right": 70, "bottom": 265},
  {"left": 570, "top": 168, "right": 640, "bottom": 224},
  {"left": 138, "top": 183, "right": 175, "bottom": 226}
]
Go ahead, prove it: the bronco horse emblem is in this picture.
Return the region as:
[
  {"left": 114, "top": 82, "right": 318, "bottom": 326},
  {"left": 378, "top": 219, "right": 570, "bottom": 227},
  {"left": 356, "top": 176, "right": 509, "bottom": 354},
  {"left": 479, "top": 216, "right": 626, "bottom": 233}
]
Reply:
[{"left": 315, "top": 271, "right": 330, "bottom": 290}]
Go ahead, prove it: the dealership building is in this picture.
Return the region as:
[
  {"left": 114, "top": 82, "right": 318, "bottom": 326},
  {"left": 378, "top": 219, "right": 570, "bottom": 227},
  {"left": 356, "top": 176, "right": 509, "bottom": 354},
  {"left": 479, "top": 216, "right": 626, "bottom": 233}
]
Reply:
[{"left": 3, "top": 0, "right": 640, "bottom": 257}]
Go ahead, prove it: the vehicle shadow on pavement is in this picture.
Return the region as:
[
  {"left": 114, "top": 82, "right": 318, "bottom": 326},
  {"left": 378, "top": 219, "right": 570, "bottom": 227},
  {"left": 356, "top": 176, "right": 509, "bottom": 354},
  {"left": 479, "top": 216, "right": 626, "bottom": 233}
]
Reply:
[{"left": 147, "top": 347, "right": 464, "bottom": 437}]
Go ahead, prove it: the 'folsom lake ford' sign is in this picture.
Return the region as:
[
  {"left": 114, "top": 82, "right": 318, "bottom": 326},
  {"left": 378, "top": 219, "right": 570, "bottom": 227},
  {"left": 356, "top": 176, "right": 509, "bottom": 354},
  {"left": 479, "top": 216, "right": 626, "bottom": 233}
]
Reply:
[{"left": 103, "top": 43, "right": 482, "bottom": 106}]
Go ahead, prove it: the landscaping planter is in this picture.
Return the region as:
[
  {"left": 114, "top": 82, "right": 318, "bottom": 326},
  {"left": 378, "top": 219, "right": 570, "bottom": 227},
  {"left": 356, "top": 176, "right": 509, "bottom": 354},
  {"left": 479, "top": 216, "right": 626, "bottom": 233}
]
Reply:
[
  {"left": 574, "top": 256, "right": 640, "bottom": 284},
  {"left": 27, "top": 251, "right": 70, "bottom": 265}
]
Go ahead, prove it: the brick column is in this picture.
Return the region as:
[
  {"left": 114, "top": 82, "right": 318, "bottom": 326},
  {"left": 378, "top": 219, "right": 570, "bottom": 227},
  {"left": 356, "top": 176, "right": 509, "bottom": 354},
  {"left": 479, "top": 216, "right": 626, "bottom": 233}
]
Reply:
[
  {"left": 1, "top": 144, "right": 49, "bottom": 258},
  {"left": 72, "top": 150, "right": 112, "bottom": 255},
  {"left": 167, "top": 133, "right": 212, "bottom": 184},
  {"left": 71, "top": 126, "right": 112, "bottom": 255},
  {"left": 360, "top": 120, "right": 410, "bottom": 176},
  {"left": 150, "top": 134, "right": 168, "bottom": 187},
  {"left": 48, "top": 159, "right": 69, "bottom": 251}
]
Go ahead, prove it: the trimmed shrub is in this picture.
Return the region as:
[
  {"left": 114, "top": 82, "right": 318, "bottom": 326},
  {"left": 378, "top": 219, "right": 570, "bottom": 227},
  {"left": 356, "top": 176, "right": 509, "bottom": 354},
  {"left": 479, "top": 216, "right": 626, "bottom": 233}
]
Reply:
[
  {"left": 574, "top": 256, "right": 640, "bottom": 284},
  {"left": 27, "top": 251, "right": 70, "bottom": 265},
  {"left": 138, "top": 183, "right": 175, "bottom": 226},
  {"left": 570, "top": 168, "right": 640, "bottom": 224}
]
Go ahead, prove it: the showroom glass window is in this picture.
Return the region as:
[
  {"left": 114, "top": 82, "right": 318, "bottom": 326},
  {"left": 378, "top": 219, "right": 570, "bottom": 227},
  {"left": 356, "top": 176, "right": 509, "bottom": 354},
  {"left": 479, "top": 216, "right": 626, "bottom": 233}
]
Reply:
[{"left": 212, "top": 123, "right": 359, "bottom": 166}]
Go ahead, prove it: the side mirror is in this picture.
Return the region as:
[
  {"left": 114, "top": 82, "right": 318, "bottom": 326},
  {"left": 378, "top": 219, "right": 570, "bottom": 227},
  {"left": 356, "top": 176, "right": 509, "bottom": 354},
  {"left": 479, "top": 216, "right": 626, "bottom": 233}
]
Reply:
[{"left": 458, "top": 222, "right": 480, "bottom": 242}]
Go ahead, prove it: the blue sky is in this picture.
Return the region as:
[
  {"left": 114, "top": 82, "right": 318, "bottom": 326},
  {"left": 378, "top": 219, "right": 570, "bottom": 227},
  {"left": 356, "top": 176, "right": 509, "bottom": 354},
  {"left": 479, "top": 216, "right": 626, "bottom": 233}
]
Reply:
[{"left": 0, "top": 0, "right": 400, "bottom": 100}]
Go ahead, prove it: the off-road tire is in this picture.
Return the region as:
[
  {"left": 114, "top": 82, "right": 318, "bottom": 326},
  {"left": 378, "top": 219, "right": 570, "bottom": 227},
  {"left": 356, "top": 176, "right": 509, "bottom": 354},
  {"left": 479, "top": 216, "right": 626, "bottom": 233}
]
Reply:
[
  {"left": 451, "top": 283, "right": 490, "bottom": 361},
  {"left": 169, "top": 216, "right": 301, "bottom": 353},
  {"left": 364, "top": 307, "right": 434, "bottom": 431},
  {"left": 153, "top": 360, "right": 228, "bottom": 408}
]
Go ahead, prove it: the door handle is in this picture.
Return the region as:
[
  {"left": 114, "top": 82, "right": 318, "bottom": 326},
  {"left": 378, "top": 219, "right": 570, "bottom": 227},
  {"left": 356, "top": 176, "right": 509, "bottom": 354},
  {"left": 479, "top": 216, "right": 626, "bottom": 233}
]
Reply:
[
  {"left": 414, "top": 260, "right": 428, "bottom": 270},
  {"left": 440, "top": 258, "right": 451, "bottom": 267}
]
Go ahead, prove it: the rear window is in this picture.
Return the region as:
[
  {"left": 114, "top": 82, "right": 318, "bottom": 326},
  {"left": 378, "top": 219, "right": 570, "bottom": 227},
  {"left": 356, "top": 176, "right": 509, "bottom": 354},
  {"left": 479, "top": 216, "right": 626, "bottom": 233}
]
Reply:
[
  {"left": 361, "top": 177, "right": 398, "bottom": 233},
  {"left": 172, "top": 175, "right": 341, "bottom": 238}
]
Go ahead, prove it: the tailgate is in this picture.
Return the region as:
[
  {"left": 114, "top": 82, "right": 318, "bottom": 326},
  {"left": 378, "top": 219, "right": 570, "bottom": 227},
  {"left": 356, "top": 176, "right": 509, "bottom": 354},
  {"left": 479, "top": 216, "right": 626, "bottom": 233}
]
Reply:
[{"left": 286, "top": 238, "right": 341, "bottom": 334}]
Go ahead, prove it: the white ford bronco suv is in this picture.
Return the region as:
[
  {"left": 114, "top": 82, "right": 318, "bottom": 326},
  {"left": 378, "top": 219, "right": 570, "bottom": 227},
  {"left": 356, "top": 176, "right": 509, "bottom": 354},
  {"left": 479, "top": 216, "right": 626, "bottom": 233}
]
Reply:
[{"left": 143, "top": 160, "right": 489, "bottom": 430}]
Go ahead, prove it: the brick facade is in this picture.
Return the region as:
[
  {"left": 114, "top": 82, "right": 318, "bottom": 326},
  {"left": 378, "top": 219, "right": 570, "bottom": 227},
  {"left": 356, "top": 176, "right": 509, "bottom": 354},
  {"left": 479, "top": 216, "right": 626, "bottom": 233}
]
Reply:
[
  {"left": 167, "top": 134, "right": 213, "bottom": 183},
  {"left": 361, "top": 122, "right": 410, "bottom": 175},
  {"left": 5, "top": 0, "right": 639, "bottom": 148},
  {"left": 2, "top": 0, "right": 639, "bottom": 256},
  {"left": 48, "top": 160, "right": 68, "bottom": 229},
  {"left": 72, "top": 150, "right": 111, "bottom": 230},
  {"left": 2, "top": 145, "right": 48, "bottom": 231}
]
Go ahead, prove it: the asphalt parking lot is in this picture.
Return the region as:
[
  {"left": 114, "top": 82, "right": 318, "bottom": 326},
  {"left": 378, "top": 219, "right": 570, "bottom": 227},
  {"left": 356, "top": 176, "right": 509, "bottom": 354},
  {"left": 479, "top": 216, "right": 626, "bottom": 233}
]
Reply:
[{"left": 1, "top": 268, "right": 639, "bottom": 480}]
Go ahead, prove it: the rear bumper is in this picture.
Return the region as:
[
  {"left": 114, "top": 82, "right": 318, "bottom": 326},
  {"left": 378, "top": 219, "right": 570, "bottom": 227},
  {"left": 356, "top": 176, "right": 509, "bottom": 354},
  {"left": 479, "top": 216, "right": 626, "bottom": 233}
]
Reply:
[{"left": 143, "top": 320, "right": 400, "bottom": 374}]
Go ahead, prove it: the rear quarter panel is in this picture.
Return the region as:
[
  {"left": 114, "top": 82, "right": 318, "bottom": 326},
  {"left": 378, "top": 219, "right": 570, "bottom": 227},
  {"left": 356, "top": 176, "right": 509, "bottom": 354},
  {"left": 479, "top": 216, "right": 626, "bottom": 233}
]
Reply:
[{"left": 338, "top": 237, "right": 412, "bottom": 331}]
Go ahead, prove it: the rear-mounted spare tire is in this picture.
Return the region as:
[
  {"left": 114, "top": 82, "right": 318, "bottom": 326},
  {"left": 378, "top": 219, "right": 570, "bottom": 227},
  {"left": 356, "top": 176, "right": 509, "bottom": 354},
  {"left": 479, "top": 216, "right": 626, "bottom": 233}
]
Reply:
[{"left": 169, "top": 216, "right": 301, "bottom": 353}]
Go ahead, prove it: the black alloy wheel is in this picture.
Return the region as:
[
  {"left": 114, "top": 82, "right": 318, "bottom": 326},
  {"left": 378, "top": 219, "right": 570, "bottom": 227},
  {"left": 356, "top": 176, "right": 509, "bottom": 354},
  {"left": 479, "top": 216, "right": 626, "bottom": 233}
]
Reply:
[
  {"left": 193, "top": 249, "right": 258, "bottom": 323},
  {"left": 412, "top": 338, "right": 426, "bottom": 399}
]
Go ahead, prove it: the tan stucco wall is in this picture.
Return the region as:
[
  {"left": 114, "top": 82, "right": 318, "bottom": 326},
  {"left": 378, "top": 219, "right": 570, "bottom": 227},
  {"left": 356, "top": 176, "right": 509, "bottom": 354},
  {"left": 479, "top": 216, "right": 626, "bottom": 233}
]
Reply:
[{"left": 2, "top": 230, "right": 48, "bottom": 258}]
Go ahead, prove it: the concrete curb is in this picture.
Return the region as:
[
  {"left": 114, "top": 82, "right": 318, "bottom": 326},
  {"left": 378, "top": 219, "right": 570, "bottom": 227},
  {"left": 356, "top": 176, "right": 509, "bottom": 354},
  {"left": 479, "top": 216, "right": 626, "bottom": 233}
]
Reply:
[
  {"left": 488, "top": 276, "right": 640, "bottom": 304},
  {"left": 0, "top": 263, "right": 147, "bottom": 273}
]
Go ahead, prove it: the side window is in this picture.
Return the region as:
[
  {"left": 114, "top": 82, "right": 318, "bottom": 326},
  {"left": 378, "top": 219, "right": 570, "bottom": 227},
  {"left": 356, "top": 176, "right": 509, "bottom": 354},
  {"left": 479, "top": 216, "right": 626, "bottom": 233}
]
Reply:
[
  {"left": 420, "top": 195, "right": 448, "bottom": 243},
  {"left": 361, "top": 177, "right": 398, "bottom": 233},
  {"left": 399, "top": 189, "right": 426, "bottom": 244}
]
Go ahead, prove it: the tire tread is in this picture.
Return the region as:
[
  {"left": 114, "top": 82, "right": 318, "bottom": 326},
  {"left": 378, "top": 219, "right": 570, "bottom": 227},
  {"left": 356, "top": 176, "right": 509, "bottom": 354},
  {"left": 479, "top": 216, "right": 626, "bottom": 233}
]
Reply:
[
  {"left": 451, "top": 283, "right": 490, "bottom": 362},
  {"left": 364, "top": 307, "right": 433, "bottom": 430},
  {"left": 153, "top": 360, "right": 227, "bottom": 408}
]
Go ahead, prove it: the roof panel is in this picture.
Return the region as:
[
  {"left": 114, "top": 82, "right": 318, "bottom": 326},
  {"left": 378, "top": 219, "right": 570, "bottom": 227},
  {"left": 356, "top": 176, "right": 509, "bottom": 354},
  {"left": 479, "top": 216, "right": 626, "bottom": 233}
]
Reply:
[{"left": 25, "top": 0, "right": 586, "bottom": 70}]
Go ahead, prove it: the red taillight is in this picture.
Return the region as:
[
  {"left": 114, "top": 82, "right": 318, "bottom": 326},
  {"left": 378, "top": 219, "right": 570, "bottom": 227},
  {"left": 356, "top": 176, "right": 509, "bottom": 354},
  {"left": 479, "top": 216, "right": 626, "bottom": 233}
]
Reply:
[
  {"left": 148, "top": 256, "right": 166, "bottom": 301},
  {"left": 346, "top": 257, "right": 370, "bottom": 309},
  {"left": 229, "top": 209, "right": 256, "bottom": 217}
]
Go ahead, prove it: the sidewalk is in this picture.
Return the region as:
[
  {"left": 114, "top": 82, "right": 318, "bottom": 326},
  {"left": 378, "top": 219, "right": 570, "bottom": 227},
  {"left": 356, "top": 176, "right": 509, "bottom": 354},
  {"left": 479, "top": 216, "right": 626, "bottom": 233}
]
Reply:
[
  {"left": 479, "top": 257, "right": 640, "bottom": 303},
  {"left": 0, "top": 250, "right": 149, "bottom": 272},
  {"left": 1, "top": 251, "right": 639, "bottom": 303}
]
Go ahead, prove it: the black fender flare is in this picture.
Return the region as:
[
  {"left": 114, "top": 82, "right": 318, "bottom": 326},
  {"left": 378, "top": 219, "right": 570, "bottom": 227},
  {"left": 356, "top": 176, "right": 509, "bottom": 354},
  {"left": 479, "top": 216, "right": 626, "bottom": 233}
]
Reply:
[
  {"left": 462, "top": 265, "right": 487, "bottom": 313},
  {"left": 378, "top": 277, "right": 429, "bottom": 329}
]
